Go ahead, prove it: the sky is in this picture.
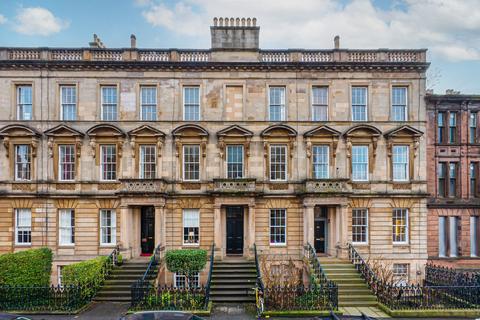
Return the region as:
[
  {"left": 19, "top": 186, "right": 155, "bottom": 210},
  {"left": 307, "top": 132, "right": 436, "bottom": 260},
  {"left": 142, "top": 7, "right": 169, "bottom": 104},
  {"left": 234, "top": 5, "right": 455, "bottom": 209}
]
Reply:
[{"left": 0, "top": 0, "right": 479, "bottom": 94}]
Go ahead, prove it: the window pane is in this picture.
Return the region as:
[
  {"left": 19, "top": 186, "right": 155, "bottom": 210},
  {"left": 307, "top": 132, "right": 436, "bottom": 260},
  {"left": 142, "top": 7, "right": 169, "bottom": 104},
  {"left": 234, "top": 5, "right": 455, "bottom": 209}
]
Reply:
[
  {"left": 269, "top": 87, "right": 286, "bottom": 121},
  {"left": 61, "top": 86, "right": 77, "bottom": 121},
  {"left": 15, "top": 208, "right": 31, "bottom": 244},
  {"left": 101, "top": 86, "right": 117, "bottom": 121},
  {"left": 392, "top": 209, "right": 408, "bottom": 243},
  {"left": 184, "top": 87, "right": 200, "bottom": 121},
  {"left": 59, "top": 209, "right": 75, "bottom": 245},
  {"left": 312, "top": 145, "right": 329, "bottom": 179},
  {"left": 15, "top": 145, "right": 31, "bottom": 181},
  {"left": 393, "top": 145, "right": 409, "bottom": 181},
  {"left": 100, "top": 209, "right": 116, "bottom": 245},
  {"left": 59, "top": 145, "right": 75, "bottom": 181},
  {"left": 183, "top": 209, "right": 199, "bottom": 244},
  {"left": 183, "top": 145, "right": 200, "bottom": 181},
  {"left": 392, "top": 87, "right": 407, "bottom": 121},
  {"left": 101, "top": 145, "right": 117, "bottom": 181},
  {"left": 270, "top": 209, "right": 286, "bottom": 244},
  {"left": 175, "top": 272, "right": 199, "bottom": 289},
  {"left": 226, "top": 145, "right": 244, "bottom": 179},
  {"left": 140, "top": 145, "right": 156, "bottom": 179},
  {"left": 351, "top": 87, "right": 367, "bottom": 121},
  {"left": 270, "top": 145, "right": 287, "bottom": 181},
  {"left": 393, "top": 263, "right": 409, "bottom": 286},
  {"left": 141, "top": 87, "right": 157, "bottom": 121},
  {"left": 17, "top": 86, "right": 32, "bottom": 120},
  {"left": 352, "top": 146, "right": 368, "bottom": 181},
  {"left": 449, "top": 163, "right": 457, "bottom": 196},
  {"left": 312, "top": 87, "right": 328, "bottom": 121},
  {"left": 352, "top": 209, "right": 368, "bottom": 243}
]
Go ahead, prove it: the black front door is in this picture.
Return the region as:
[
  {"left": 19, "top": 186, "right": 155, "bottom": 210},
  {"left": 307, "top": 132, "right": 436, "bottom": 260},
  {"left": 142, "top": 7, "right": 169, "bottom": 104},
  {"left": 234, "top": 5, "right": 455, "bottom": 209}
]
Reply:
[
  {"left": 141, "top": 206, "right": 155, "bottom": 254},
  {"left": 315, "top": 219, "right": 326, "bottom": 254},
  {"left": 226, "top": 206, "right": 244, "bottom": 255}
]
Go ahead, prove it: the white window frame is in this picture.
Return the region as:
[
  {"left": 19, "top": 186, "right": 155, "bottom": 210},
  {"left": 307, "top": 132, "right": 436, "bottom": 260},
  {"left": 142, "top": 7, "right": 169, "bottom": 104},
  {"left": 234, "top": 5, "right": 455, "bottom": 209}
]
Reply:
[
  {"left": 351, "top": 145, "right": 369, "bottom": 182},
  {"left": 183, "top": 209, "right": 200, "bottom": 246},
  {"left": 100, "top": 86, "right": 118, "bottom": 121},
  {"left": 312, "top": 145, "right": 329, "bottom": 179},
  {"left": 140, "top": 86, "right": 157, "bottom": 121},
  {"left": 174, "top": 272, "right": 200, "bottom": 289},
  {"left": 58, "top": 144, "right": 75, "bottom": 181},
  {"left": 352, "top": 208, "right": 368, "bottom": 244},
  {"left": 392, "top": 86, "right": 408, "bottom": 121},
  {"left": 183, "top": 86, "right": 200, "bottom": 121},
  {"left": 269, "top": 144, "right": 287, "bottom": 182},
  {"left": 15, "top": 208, "right": 31, "bottom": 245},
  {"left": 182, "top": 145, "right": 200, "bottom": 182},
  {"left": 269, "top": 208, "right": 287, "bottom": 246},
  {"left": 59, "top": 209, "right": 75, "bottom": 246},
  {"left": 392, "top": 208, "right": 409, "bottom": 245},
  {"left": 392, "top": 263, "right": 409, "bottom": 286},
  {"left": 14, "top": 144, "right": 31, "bottom": 181},
  {"left": 471, "top": 216, "right": 479, "bottom": 257},
  {"left": 269, "top": 86, "right": 286, "bottom": 121},
  {"left": 392, "top": 145, "right": 409, "bottom": 182},
  {"left": 57, "top": 265, "right": 64, "bottom": 287},
  {"left": 60, "top": 85, "right": 77, "bottom": 121},
  {"left": 351, "top": 87, "right": 367, "bottom": 121},
  {"left": 16, "top": 85, "right": 33, "bottom": 120},
  {"left": 100, "top": 209, "right": 116, "bottom": 246},
  {"left": 311, "top": 86, "right": 328, "bottom": 121},
  {"left": 226, "top": 145, "right": 244, "bottom": 179},
  {"left": 139, "top": 145, "right": 157, "bottom": 179},
  {"left": 100, "top": 145, "right": 117, "bottom": 181}
]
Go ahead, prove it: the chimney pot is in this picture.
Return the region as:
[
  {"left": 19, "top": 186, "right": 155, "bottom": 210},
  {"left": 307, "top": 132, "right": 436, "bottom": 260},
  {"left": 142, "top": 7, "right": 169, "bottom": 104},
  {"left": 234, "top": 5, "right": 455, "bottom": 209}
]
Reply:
[
  {"left": 130, "top": 34, "right": 136, "bottom": 49},
  {"left": 334, "top": 35, "right": 340, "bottom": 49},
  {"left": 210, "top": 17, "right": 260, "bottom": 50}
]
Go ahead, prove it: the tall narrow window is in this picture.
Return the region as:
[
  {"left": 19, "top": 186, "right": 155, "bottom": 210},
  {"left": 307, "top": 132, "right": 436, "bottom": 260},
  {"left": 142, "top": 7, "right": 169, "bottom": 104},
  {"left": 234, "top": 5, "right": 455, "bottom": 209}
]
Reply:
[
  {"left": 352, "top": 209, "right": 368, "bottom": 244},
  {"left": 312, "top": 87, "right": 328, "bottom": 121},
  {"left": 60, "top": 85, "right": 77, "bottom": 121},
  {"left": 449, "top": 163, "right": 457, "bottom": 197},
  {"left": 269, "top": 87, "right": 286, "bottom": 121},
  {"left": 470, "top": 162, "right": 477, "bottom": 197},
  {"left": 15, "top": 208, "right": 31, "bottom": 245},
  {"left": 471, "top": 216, "right": 480, "bottom": 257},
  {"left": 58, "top": 145, "right": 75, "bottom": 181},
  {"left": 438, "top": 162, "right": 446, "bottom": 197},
  {"left": 101, "top": 86, "right": 118, "bottom": 121},
  {"left": 15, "top": 145, "right": 31, "bottom": 181},
  {"left": 100, "top": 209, "right": 116, "bottom": 245},
  {"left": 59, "top": 209, "right": 75, "bottom": 246},
  {"left": 139, "top": 145, "right": 156, "bottom": 179},
  {"left": 437, "top": 112, "right": 445, "bottom": 143},
  {"left": 470, "top": 112, "right": 477, "bottom": 144},
  {"left": 183, "top": 87, "right": 200, "bottom": 121},
  {"left": 183, "top": 145, "right": 200, "bottom": 181},
  {"left": 17, "top": 85, "right": 32, "bottom": 120},
  {"left": 438, "top": 216, "right": 459, "bottom": 257},
  {"left": 100, "top": 145, "right": 117, "bottom": 181},
  {"left": 140, "top": 86, "right": 157, "bottom": 121},
  {"left": 270, "top": 145, "right": 287, "bottom": 181},
  {"left": 312, "top": 145, "right": 329, "bottom": 179},
  {"left": 270, "top": 209, "right": 286, "bottom": 245},
  {"left": 392, "top": 87, "right": 407, "bottom": 121},
  {"left": 449, "top": 112, "right": 457, "bottom": 143},
  {"left": 392, "top": 209, "right": 408, "bottom": 244},
  {"left": 392, "top": 145, "right": 409, "bottom": 181},
  {"left": 183, "top": 209, "right": 199, "bottom": 245},
  {"left": 226, "top": 145, "right": 244, "bottom": 179},
  {"left": 393, "top": 264, "right": 409, "bottom": 286},
  {"left": 351, "top": 87, "right": 367, "bottom": 121},
  {"left": 351, "top": 145, "right": 368, "bottom": 181}
]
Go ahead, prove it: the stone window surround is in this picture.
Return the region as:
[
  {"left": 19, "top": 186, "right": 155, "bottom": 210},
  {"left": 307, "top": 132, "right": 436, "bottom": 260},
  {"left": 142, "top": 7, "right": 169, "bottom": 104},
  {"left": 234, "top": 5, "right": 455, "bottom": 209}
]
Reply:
[
  {"left": 344, "top": 124, "right": 381, "bottom": 181},
  {"left": 11, "top": 81, "right": 35, "bottom": 121},
  {"left": 56, "top": 81, "right": 79, "bottom": 121},
  {"left": 97, "top": 82, "right": 120, "bottom": 122},
  {"left": 390, "top": 83, "right": 411, "bottom": 122},
  {"left": 217, "top": 125, "right": 253, "bottom": 179},
  {"left": 261, "top": 124, "right": 297, "bottom": 182},
  {"left": 136, "top": 83, "right": 160, "bottom": 121},
  {"left": 128, "top": 125, "right": 165, "bottom": 179},
  {"left": 304, "top": 125, "right": 340, "bottom": 179}
]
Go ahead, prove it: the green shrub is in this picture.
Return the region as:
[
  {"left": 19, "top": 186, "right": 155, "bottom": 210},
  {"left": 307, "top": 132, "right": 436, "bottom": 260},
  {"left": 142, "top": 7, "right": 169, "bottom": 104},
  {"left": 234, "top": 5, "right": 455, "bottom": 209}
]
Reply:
[
  {"left": 62, "top": 256, "right": 108, "bottom": 298},
  {"left": 165, "top": 249, "right": 207, "bottom": 274},
  {"left": 0, "top": 247, "right": 53, "bottom": 286}
]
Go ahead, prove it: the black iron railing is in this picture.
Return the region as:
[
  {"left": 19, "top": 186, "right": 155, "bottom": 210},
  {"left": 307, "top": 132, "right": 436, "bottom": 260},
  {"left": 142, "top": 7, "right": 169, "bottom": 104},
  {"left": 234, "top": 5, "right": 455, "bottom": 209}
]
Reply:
[
  {"left": 204, "top": 244, "right": 215, "bottom": 308},
  {"left": 263, "top": 285, "right": 335, "bottom": 311},
  {"left": 254, "top": 243, "right": 264, "bottom": 292},
  {"left": 131, "top": 244, "right": 164, "bottom": 307},
  {"left": 425, "top": 263, "right": 480, "bottom": 287},
  {"left": 347, "top": 243, "right": 384, "bottom": 296},
  {"left": 130, "top": 285, "right": 206, "bottom": 311}
]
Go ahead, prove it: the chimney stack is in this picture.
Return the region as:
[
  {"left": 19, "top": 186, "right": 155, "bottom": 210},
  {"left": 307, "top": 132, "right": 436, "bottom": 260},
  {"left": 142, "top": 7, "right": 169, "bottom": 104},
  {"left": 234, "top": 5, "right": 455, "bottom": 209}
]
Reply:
[
  {"left": 130, "top": 34, "right": 137, "bottom": 49},
  {"left": 334, "top": 35, "right": 340, "bottom": 49},
  {"left": 89, "top": 34, "right": 105, "bottom": 48},
  {"left": 211, "top": 17, "right": 260, "bottom": 50}
]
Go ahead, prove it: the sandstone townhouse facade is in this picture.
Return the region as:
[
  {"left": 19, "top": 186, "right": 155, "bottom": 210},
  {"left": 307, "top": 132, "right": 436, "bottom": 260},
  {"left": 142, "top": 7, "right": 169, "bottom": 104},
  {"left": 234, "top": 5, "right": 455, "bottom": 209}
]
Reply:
[
  {"left": 427, "top": 93, "right": 480, "bottom": 268},
  {"left": 0, "top": 18, "right": 429, "bottom": 285}
]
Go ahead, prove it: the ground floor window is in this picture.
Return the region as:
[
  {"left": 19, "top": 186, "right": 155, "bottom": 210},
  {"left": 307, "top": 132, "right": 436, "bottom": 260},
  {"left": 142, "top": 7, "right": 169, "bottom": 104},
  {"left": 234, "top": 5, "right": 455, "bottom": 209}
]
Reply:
[
  {"left": 270, "top": 209, "right": 286, "bottom": 245},
  {"left": 174, "top": 272, "right": 199, "bottom": 288},
  {"left": 15, "top": 208, "right": 31, "bottom": 245},
  {"left": 393, "top": 263, "right": 409, "bottom": 286},
  {"left": 59, "top": 209, "right": 75, "bottom": 246},
  {"left": 100, "top": 209, "right": 116, "bottom": 245},
  {"left": 471, "top": 216, "right": 480, "bottom": 257},
  {"left": 352, "top": 209, "right": 368, "bottom": 244},
  {"left": 183, "top": 209, "right": 199, "bottom": 245},
  {"left": 57, "top": 265, "right": 64, "bottom": 287},
  {"left": 438, "top": 216, "right": 459, "bottom": 257},
  {"left": 392, "top": 209, "right": 408, "bottom": 244}
]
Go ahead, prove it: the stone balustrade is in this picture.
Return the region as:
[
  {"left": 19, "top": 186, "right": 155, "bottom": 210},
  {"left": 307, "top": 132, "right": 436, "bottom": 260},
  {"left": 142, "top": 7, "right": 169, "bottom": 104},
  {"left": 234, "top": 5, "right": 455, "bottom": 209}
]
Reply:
[
  {"left": 119, "top": 179, "right": 166, "bottom": 194},
  {"left": 213, "top": 178, "right": 256, "bottom": 193},
  {"left": 304, "top": 179, "right": 351, "bottom": 194},
  {"left": 0, "top": 48, "right": 426, "bottom": 63}
]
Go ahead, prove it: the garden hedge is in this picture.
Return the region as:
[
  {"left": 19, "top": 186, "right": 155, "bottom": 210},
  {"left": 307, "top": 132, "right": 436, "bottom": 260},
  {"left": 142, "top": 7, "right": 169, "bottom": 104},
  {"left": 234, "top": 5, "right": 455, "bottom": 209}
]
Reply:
[
  {"left": 62, "top": 256, "right": 108, "bottom": 292},
  {"left": 165, "top": 249, "right": 207, "bottom": 274},
  {"left": 0, "top": 247, "right": 53, "bottom": 286}
]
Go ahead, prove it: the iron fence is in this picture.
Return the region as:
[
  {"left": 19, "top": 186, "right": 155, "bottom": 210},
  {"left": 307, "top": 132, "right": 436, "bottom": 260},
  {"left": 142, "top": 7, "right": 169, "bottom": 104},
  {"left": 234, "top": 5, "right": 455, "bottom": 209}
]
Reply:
[
  {"left": 263, "top": 285, "right": 335, "bottom": 311},
  {"left": 425, "top": 264, "right": 480, "bottom": 287},
  {"left": 131, "top": 285, "right": 207, "bottom": 311},
  {"left": 131, "top": 244, "right": 164, "bottom": 306},
  {"left": 204, "top": 244, "right": 215, "bottom": 308}
]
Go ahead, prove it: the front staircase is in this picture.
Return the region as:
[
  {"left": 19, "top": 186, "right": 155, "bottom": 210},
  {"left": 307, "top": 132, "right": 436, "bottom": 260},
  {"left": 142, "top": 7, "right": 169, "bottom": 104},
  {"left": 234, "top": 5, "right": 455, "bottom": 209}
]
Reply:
[
  {"left": 95, "top": 259, "right": 151, "bottom": 302},
  {"left": 321, "top": 258, "right": 377, "bottom": 307},
  {"left": 209, "top": 258, "right": 257, "bottom": 303}
]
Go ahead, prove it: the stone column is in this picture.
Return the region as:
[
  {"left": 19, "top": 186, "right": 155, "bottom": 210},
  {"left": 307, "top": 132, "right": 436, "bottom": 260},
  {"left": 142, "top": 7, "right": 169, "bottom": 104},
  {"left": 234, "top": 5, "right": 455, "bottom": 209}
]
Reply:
[
  {"left": 154, "top": 205, "right": 165, "bottom": 248},
  {"left": 214, "top": 205, "right": 222, "bottom": 258},
  {"left": 303, "top": 204, "right": 315, "bottom": 246},
  {"left": 119, "top": 205, "right": 132, "bottom": 259},
  {"left": 337, "top": 204, "right": 349, "bottom": 259},
  {"left": 247, "top": 204, "right": 256, "bottom": 257}
]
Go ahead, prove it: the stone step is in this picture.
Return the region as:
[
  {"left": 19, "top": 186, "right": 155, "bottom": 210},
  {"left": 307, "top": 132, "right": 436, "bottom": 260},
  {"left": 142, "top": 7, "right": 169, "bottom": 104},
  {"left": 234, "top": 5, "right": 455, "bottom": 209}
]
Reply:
[
  {"left": 213, "top": 265, "right": 256, "bottom": 270},
  {"left": 213, "top": 269, "right": 256, "bottom": 274},
  {"left": 329, "top": 279, "right": 367, "bottom": 285},
  {"left": 339, "top": 300, "right": 378, "bottom": 307},
  {"left": 211, "top": 278, "right": 256, "bottom": 285},
  {"left": 338, "top": 294, "right": 377, "bottom": 302},
  {"left": 210, "top": 289, "right": 254, "bottom": 296},
  {"left": 96, "top": 290, "right": 131, "bottom": 298},
  {"left": 210, "top": 296, "right": 255, "bottom": 302},
  {"left": 212, "top": 273, "right": 257, "bottom": 279},
  {"left": 104, "top": 279, "right": 136, "bottom": 285},
  {"left": 211, "top": 284, "right": 254, "bottom": 290},
  {"left": 319, "top": 259, "right": 350, "bottom": 264},
  {"left": 337, "top": 288, "right": 372, "bottom": 295},
  {"left": 94, "top": 296, "right": 131, "bottom": 302},
  {"left": 321, "top": 264, "right": 357, "bottom": 270}
]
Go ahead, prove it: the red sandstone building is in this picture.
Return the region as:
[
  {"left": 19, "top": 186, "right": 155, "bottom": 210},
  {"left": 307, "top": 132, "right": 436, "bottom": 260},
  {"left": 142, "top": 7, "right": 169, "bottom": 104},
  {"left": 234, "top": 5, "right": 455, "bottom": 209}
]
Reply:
[{"left": 427, "top": 92, "right": 480, "bottom": 268}]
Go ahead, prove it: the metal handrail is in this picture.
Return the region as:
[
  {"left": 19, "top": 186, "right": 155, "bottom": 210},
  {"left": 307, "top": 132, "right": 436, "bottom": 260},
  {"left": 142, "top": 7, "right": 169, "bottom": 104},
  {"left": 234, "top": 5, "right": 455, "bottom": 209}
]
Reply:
[
  {"left": 254, "top": 243, "right": 265, "bottom": 292},
  {"left": 347, "top": 243, "right": 381, "bottom": 290},
  {"left": 305, "top": 243, "right": 334, "bottom": 285},
  {"left": 204, "top": 243, "right": 215, "bottom": 308},
  {"left": 131, "top": 244, "right": 164, "bottom": 306},
  {"left": 140, "top": 244, "right": 163, "bottom": 282}
]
